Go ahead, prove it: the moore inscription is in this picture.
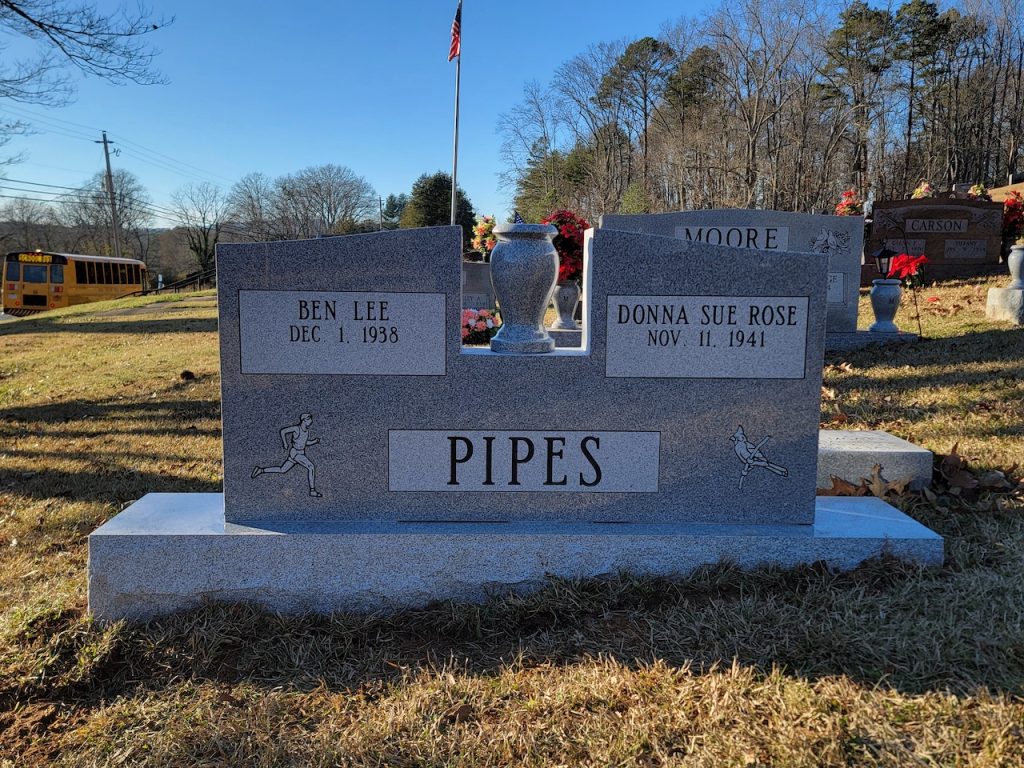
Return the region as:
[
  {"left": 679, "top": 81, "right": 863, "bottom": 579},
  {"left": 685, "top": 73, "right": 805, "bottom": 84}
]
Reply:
[{"left": 675, "top": 225, "right": 790, "bottom": 250}]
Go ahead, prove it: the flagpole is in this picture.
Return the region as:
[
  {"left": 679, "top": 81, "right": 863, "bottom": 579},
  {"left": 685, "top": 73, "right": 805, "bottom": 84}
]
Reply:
[{"left": 450, "top": 37, "right": 461, "bottom": 226}]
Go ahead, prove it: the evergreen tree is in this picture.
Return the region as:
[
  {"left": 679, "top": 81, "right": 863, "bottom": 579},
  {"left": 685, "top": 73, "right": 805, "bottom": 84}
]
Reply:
[
  {"left": 381, "top": 194, "right": 408, "bottom": 230},
  {"left": 399, "top": 172, "right": 476, "bottom": 244}
]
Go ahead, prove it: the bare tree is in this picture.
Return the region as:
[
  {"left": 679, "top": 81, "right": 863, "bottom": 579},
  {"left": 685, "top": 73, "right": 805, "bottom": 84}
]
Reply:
[
  {"left": 0, "top": 196, "right": 55, "bottom": 250},
  {"left": 0, "top": 1, "right": 169, "bottom": 96},
  {"left": 226, "top": 172, "right": 276, "bottom": 241},
  {"left": 57, "top": 168, "right": 152, "bottom": 258},
  {"left": 0, "top": 2, "right": 170, "bottom": 161},
  {"left": 170, "top": 182, "right": 226, "bottom": 273}
]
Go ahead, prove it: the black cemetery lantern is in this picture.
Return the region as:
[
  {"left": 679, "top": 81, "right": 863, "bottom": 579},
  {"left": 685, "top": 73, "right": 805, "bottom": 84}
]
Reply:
[{"left": 872, "top": 246, "right": 898, "bottom": 277}]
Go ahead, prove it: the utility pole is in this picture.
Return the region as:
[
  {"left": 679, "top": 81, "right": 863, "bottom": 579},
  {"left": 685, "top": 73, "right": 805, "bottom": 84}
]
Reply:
[
  {"left": 379, "top": 196, "right": 384, "bottom": 231},
  {"left": 96, "top": 131, "right": 122, "bottom": 259}
]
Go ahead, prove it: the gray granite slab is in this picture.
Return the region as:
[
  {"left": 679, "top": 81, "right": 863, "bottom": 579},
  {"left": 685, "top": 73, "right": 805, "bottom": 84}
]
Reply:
[
  {"left": 817, "top": 430, "right": 933, "bottom": 491},
  {"left": 217, "top": 227, "right": 827, "bottom": 526},
  {"left": 462, "top": 261, "right": 494, "bottom": 310},
  {"left": 986, "top": 288, "right": 1024, "bottom": 324},
  {"left": 87, "top": 492, "right": 943, "bottom": 620},
  {"left": 600, "top": 210, "right": 864, "bottom": 333}
]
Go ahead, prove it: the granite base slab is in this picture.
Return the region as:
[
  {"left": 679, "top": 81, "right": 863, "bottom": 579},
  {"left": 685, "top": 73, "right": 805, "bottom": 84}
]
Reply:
[
  {"left": 88, "top": 493, "right": 943, "bottom": 620},
  {"left": 547, "top": 328, "right": 583, "bottom": 348},
  {"left": 825, "top": 331, "right": 919, "bottom": 351},
  {"left": 818, "top": 430, "right": 933, "bottom": 490},
  {"left": 986, "top": 287, "right": 1024, "bottom": 324}
]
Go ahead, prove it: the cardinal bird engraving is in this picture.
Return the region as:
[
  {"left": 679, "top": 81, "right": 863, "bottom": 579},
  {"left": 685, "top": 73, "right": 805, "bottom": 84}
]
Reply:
[{"left": 730, "top": 426, "right": 789, "bottom": 489}]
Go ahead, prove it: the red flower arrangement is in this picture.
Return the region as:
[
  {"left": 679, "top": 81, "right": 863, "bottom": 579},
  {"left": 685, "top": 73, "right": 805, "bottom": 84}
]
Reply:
[
  {"left": 887, "top": 253, "right": 928, "bottom": 336},
  {"left": 834, "top": 189, "right": 863, "bottom": 217},
  {"left": 541, "top": 209, "right": 590, "bottom": 282},
  {"left": 1004, "top": 191, "right": 1024, "bottom": 244},
  {"left": 887, "top": 253, "right": 928, "bottom": 283}
]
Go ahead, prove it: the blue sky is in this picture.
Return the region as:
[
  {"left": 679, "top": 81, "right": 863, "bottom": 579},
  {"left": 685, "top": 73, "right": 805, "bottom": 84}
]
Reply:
[{"left": 1, "top": 0, "right": 712, "bottom": 227}]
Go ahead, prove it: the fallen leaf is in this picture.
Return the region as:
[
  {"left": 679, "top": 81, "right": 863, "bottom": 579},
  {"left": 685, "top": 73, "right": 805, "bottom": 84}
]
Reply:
[
  {"left": 818, "top": 476, "right": 866, "bottom": 497},
  {"left": 821, "top": 387, "right": 837, "bottom": 401},
  {"left": 948, "top": 469, "right": 979, "bottom": 491},
  {"left": 864, "top": 464, "right": 889, "bottom": 498}
]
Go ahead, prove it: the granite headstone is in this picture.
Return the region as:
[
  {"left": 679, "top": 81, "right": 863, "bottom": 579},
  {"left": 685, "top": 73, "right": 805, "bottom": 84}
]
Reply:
[
  {"left": 599, "top": 209, "right": 864, "bottom": 334},
  {"left": 88, "top": 224, "right": 943, "bottom": 620},
  {"left": 216, "top": 226, "right": 827, "bottom": 525},
  {"left": 869, "top": 199, "right": 1003, "bottom": 279}
]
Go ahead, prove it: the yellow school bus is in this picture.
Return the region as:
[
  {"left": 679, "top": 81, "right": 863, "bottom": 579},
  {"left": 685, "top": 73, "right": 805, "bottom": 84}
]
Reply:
[{"left": 3, "top": 251, "right": 148, "bottom": 316}]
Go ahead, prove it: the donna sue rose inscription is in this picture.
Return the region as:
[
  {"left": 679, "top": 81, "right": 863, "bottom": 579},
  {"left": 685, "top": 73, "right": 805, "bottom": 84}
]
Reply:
[{"left": 606, "top": 295, "right": 809, "bottom": 379}]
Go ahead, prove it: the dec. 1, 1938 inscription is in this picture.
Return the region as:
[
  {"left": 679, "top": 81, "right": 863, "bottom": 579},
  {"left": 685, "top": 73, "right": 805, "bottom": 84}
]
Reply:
[
  {"left": 238, "top": 290, "right": 446, "bottom": 375},
  {"left": 605, "top": 295, "right": 809, "bottom": 379}
]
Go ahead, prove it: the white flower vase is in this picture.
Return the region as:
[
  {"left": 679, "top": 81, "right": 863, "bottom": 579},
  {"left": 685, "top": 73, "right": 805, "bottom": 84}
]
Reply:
[
  {"left": 489, "top": 223, "right": 558, "bottom": 353},
  {"left": 551, "top": 281, "right": 581, "bottom": 330},
  {"left": 868, "top": 279, "right": 903, "bottom": 333},
  {"left": 1008, "top": 244, "right": 1024, "bottom": 290}
]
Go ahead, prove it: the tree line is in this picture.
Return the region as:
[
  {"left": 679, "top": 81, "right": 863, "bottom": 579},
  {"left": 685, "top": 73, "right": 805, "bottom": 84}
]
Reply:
[
  {"left": 0, "top": 166, "right": 477, "bottom": 281},
  {"left": 500, "top": 0, "right": 1024, "bottom": 222}
]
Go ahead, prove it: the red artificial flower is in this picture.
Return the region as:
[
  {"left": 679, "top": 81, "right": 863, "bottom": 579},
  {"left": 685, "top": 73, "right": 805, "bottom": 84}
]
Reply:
[{"left": 887, "top": 253, "right": 929, "bottom": 280}]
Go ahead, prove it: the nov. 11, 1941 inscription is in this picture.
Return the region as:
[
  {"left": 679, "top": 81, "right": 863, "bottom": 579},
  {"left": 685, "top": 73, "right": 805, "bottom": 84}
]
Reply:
[{"left": 605, "top": 295, "right": 809, "bottom": 379}]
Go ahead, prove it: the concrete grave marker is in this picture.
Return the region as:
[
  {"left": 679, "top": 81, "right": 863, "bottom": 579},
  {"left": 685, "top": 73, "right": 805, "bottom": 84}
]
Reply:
[{"left": 599, "top": 209, "right": 864, "bottom": 335}]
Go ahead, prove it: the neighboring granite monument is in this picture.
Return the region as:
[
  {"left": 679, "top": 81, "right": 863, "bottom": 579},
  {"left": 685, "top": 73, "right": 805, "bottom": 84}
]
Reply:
[
  {"left": 869, "top": 198, "right": 1003, "bottom": 280},
  {"left": 599, "top": 209, "right": 867, "bottom": 348},
  {"left": 87, "top": 226, "right": 942, "bottom": 619}
]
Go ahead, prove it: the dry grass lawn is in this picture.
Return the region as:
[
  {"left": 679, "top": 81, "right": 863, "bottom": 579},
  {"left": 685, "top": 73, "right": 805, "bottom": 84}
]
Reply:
[{"left": 0, "top": 280, "right": 1022, "bottom": 767}]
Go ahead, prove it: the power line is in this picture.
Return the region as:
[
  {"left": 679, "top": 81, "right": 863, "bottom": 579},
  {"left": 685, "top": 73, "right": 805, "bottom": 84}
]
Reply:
[
  {"left": 0, "top": 191, "right": 178, "bottom": 225},
  {"left": 3, "top": 104, "right": 232, "bottom": 187},
  {"left": 0, "top": 182, "right": 180, "bottom": 218},
  {"left": 111, "top": 134, "right": 235, "bottom": 184}
]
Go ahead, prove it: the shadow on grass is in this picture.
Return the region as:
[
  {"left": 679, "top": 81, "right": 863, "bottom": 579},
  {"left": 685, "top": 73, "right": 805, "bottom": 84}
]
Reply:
[
  {"left": 827, "top": 328, "right": 1024, "bottom": 380},
  {"left": 1, "top": 396, "right": 221, "bottom": 432},
  {"left": 0, "top": 467, "right": 221, "bottom": 504},
  {"left": 8, "top": 505, "right": 1023, "bottom": 711},
  {"left": 0, "top": 317, "right": 218, "bottom": 336}
]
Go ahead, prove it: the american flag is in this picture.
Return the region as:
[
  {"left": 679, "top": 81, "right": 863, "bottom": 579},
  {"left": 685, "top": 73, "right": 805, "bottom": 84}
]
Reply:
[
  {"left": 513, "top": 210, "right": 525, "bottom": 223},
  {"left": 448, "top": 1, "right": 462, "bottom": 62}
]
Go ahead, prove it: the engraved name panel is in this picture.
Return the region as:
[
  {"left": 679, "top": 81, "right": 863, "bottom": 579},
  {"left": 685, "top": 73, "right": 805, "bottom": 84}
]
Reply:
[
  {"left": 238, "top": 290, "right": 446, "bottom": 375},
  {"left": 606, "top": 295, "right": 809, "bottom": 379},
  {"left": 388, "top": 430, "right": 661, "bottom": 492}
]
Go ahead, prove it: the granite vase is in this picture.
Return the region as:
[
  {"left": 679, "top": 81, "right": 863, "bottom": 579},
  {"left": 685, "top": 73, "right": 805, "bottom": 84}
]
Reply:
[
  {"left": 1008, "top": 244, "right": 1024, "bottom": 290},
  {"left": 868, "top": 278, "right": 902, "bottom": 333},
  {"left": 489, "top": 223, "right": 558, "bottom": 353},
  {"left": 551, "top": 280, "right": 581, "bottom": 330}
]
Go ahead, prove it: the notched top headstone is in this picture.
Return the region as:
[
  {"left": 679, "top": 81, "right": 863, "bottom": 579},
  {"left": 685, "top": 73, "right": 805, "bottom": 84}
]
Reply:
[
  {"left": 600, "top": 209, "right": 863, "bottom": 333},
  {"left": 217, "top": 226, "right": 827, "bottom": 526}
]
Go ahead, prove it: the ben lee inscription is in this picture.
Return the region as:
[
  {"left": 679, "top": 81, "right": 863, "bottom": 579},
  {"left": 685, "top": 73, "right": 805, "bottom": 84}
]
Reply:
[
  {"left": 606, "top": 295, "right": 809, "bottom": 379},
  {"left": 238, "top": 290, "right": 446, "bottom": 375}
]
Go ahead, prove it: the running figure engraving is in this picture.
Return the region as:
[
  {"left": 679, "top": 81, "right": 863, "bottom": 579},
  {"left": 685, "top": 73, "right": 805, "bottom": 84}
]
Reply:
[
  {"left": 730, "top": 426, "right": 789, "bottom": 489},
  {"left": 251, "top": 413, "right": 323, "bottom": 497}
]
